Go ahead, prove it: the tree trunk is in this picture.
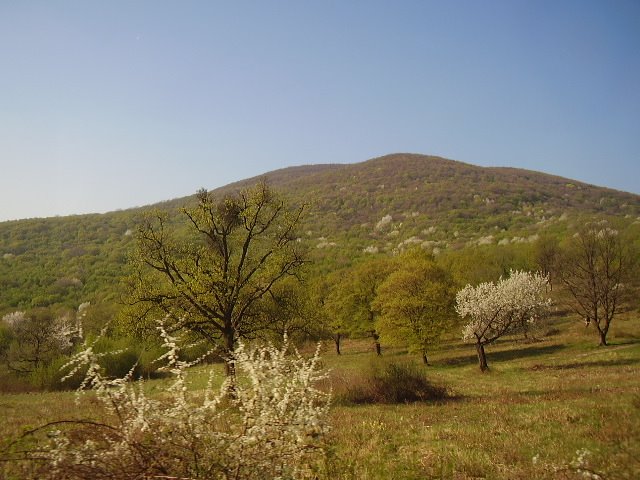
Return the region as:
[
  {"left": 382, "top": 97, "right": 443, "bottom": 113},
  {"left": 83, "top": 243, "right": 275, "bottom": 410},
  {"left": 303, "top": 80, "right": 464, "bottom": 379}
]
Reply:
[
  {"left": 598, "top": 329, "right": 608, "bottom": 346},
  {"left": 422, "top": 351, "right": 429, "bottom": 365},
  {"left": 223, "top": 327, "right": 236, "bottom": 378},
  {"left": 334, "top": 334, "right": 341, "bottom": 355},
  {"left": 372, "top": 331, "right": 381, "bottom": 356},
  {"left": 476, "top": 342, "right": 489, "bottom": 372}
]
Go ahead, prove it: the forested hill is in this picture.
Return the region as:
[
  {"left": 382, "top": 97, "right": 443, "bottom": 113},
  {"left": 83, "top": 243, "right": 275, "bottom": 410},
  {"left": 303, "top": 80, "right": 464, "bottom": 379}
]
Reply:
[{"left": 1, "top": 153, "right": 639, "bottom": 311}]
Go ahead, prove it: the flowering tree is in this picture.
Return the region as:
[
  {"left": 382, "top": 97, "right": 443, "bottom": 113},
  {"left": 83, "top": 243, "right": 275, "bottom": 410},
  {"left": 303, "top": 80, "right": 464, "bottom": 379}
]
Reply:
[
  {"left": 4, "top": 325, "right": 330, "bottom": 479},
  {"left": 456, "top": 270, "right": 551, "bottom": 371},
  {"left": 1, "top": 307, "right": 84, "bottom": 374},
  {"left": 558, "top": 224, "right": 633, "bottom": 346}
]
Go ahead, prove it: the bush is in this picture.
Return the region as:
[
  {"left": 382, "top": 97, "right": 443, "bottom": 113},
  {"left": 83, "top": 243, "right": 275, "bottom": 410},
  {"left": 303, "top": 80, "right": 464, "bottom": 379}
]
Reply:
[
  {"left": 29, "top": 355, "right": 85, "bottom": 391},
  {"left": 5, "top": 328, "right": 331, "bottom": 480},
  {"left": 335, "top": 361, "right": 448, "bottom": 404}
]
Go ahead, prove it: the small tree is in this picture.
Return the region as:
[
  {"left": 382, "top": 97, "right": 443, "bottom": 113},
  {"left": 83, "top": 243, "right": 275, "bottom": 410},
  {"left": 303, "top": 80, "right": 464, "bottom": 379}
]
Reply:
[
  {"left": 327, "top": 258, "right": 395, "bottom": 355},
  {"left": 308, "top": 274, "right": 346, "bottom": 355},
  {"left": 2, "top": 309, "right": 80, "bottom": 374},
  {"left": 373, "top": 251, "right": 456, "bottom": 365},
  {"left": 456, "top": 270, "right": 551, "bottom": 371},
  {"left": 533, "top": 235, "right": 560, "bottom": 291},
  {"left": 125, "top": 182, "right": 306, "bottom": 376},
  {"left": 558, "top": 224, "right": 633, "bottom": 346}
]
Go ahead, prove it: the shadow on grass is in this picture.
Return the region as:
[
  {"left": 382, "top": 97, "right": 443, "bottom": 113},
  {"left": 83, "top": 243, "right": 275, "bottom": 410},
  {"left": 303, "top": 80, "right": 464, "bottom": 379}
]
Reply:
[
  {"left": 440, "top": 343, "right": 566, "bottom": 367},
  {"left": 529, "top": 357, "right": 639, "bottom": 371}
]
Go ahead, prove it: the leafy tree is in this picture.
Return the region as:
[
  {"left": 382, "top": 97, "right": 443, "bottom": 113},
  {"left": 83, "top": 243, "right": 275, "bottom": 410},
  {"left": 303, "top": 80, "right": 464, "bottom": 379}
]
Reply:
[
  {"left": 456, "top": 270, "right": 551, "bottom": 371},
  {"left": 304, "top": 274, "right": 346, "bottom": 355},
  {"left": 326, "top": 257, "right": 395, "bottom": 355},
  {"left": 259, "top": 277, "right": 321, "bottom": 344},
  {"left": 125, "top": 182, "right": 306, "bottom": 376},
  {"left": 373, "top": 250, "right": 456, "bottom": 364},
  {"left": 533, "top": 234, "right": 560, "bottom": 290},
  {"left": 558, "top": 224, "right": 634, "bottom": 346}
]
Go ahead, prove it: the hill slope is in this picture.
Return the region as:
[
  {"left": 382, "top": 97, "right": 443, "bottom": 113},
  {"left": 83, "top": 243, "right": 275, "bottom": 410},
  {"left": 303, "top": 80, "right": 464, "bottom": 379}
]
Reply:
[{"left": 0, "top": 153, "right": 638, "bottom": 310}]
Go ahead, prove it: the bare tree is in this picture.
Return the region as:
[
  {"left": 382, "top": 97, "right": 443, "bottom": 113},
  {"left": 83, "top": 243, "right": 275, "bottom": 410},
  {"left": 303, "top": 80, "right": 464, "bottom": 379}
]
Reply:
[
  {"left": 126, "top": 182, "right": 306, "bottom": 376},
  {"left": 558, "top": 224, "right": 633, "bottom": 346}
]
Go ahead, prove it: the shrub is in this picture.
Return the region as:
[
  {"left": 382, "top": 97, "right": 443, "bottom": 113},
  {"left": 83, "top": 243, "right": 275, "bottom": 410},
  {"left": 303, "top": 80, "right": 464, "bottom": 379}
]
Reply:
[
  {"left": 5, "top": 326, "right": 331, "bottom": 480},
  {"left": 335, "top": 361, "right": 448, "bottom": 404}
]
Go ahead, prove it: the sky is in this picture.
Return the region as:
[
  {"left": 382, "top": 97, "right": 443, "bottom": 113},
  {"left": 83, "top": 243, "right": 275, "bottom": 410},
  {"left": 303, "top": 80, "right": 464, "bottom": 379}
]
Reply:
[{"left": 0, "top": 1, "right": 639, "bottom": 221}]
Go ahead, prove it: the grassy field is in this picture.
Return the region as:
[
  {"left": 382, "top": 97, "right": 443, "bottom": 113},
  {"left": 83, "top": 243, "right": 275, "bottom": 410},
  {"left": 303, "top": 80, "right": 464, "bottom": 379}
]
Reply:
[{"left": 1, "top": 313, "right": 639, "bottom": 479}]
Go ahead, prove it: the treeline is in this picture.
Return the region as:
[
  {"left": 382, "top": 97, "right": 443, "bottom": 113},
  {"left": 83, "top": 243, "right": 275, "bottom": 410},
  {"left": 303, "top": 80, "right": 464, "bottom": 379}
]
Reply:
[{"left": 1, "top": 183, "right": 637, "bottom": 392}]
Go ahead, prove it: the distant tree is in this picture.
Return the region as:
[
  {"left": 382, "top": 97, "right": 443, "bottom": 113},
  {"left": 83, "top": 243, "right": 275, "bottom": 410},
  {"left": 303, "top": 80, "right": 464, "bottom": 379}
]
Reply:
[
  {"left": 2, "top": 308, "right": 79, "bottom": 374},
  {"left": 533, "top": 235, "right": 560, "bottom": 290},
  {"left": 373, "top": 250, "right": 456, "bottom": 364},
  {"left": 308, "top": 274, "right": 346, "bottom": 355},
  {"left": 558, "top": 224, "right": 634, "bottom": 346},
  {"left": 125, "top": 182, "right": 306, "bottom": 376},
  {"left": 259, "top": 277, "right": 320, "bottom": 344},
  {"left": 327, "top": 257, "right": 395, "bottom": 355},
  {"left": 455, "top": 270, "right": 551, "bottom": 371}
]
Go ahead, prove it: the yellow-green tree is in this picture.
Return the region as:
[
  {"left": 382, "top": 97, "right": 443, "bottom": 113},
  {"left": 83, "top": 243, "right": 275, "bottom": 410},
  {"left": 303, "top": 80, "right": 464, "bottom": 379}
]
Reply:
[
  {"left": 326, "top": 257, "right": 395, "bottom": 355},
  {"left": 125, "top": 182, "right": 306, "bottom": 376},
  {"left": 373, "top": 250, "right": 456, "bottom": 364}
]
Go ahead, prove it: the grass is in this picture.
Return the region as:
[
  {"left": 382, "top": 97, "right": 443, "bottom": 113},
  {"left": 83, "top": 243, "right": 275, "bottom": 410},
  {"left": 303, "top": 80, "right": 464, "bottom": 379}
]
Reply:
[
  {"left": 1, "top": 313, "right": 639, "bottom": 479},
  {"left": 321, "top": 312, "right": 640, "bottom": 479}
]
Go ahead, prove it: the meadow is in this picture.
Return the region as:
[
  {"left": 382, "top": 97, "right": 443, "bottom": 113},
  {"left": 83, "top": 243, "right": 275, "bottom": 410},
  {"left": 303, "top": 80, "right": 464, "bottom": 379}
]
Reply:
[{"left": 1, "top": 311, "right": 638, "bottom": 479}]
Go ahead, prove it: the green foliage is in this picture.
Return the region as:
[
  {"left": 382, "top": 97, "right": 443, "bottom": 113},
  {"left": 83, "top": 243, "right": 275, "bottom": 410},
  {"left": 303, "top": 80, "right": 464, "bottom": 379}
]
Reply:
[
  {"left": 29, "top": 354, "right": 85, "bottom": 391},
  {"left": 326, "top": 256, "right": 396, "bottom": 354},
  {"left": 1, "top": 153, "right": 638, "bottom": 320},
  {"left": 373, "top": 249, "right": 456, "bottom": 363},
  {"left": 122, "top": 182, "right": 307, "bottom": 376}
]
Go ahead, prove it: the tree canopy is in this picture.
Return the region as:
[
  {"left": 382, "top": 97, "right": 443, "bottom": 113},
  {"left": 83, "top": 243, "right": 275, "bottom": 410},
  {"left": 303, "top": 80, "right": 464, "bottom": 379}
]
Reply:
[
  {"left": 124, "top": 182, "right": 306, "bottom": 375},
  {"left": 456, "top": 270, "right": 551, "bottom": 371},
  {"left": 373, "top": 250, "right": 456, "bottom": 364}
]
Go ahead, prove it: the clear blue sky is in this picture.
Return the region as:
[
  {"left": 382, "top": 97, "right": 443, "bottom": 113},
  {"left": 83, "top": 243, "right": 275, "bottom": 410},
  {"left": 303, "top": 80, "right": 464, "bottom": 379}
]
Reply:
[{"left": 1, "top": 1, "right": 638, "bottom": 221}]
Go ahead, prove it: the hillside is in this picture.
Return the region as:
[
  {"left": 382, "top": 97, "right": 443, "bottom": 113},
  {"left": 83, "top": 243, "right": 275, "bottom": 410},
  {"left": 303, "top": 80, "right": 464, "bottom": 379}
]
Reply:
[{"left": 0, "top": 153, "right": 639, "bottom": 310}]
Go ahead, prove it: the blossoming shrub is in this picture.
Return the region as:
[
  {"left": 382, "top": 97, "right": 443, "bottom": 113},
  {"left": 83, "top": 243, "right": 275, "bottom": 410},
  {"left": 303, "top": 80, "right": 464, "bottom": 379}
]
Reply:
[{"left": 14, "top": 327, "right": 331, "bottom": 480}]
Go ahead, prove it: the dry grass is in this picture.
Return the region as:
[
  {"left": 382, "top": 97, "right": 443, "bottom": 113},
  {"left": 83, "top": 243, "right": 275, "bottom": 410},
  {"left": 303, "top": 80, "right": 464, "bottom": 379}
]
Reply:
[
  {"left": 1, "top": 312, "right": 639, "bottom": 479},
  {"left": 321, "top": 313, "right": 640, "bottom": 479}
]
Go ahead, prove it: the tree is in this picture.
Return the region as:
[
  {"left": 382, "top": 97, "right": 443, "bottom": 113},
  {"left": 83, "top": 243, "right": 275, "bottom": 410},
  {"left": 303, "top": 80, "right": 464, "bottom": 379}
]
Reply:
[
  {"left": 259, "top": 277, "right": 321, "bottom": 344},
  {"left": 373, "top": 250, "right": 456, "bottom": 365},
  {"left": 558, "top": 224, "right": 633, "bottom": 346},
  {"left": 326, "top": 257, "right": 395, "bottom": 355},
  {"left": 2, "top": 309, "right": 80, "bottom": 374},
  {"left": 455, "top": 270, "right": 551, "bottom": 371},
  {"left": 307, "top": 274, "right": 346, "bottom": 355},
  {"left": 125, "top": 182, "right": 306, "bottom": 376},
  {"left": 533, "top": 235, "right": 560, "bottom": 290}
]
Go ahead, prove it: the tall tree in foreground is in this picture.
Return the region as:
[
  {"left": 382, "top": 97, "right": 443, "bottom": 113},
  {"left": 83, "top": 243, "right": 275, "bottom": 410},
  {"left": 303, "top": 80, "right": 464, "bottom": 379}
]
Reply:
[
  {"left": 558, "top": 224, "right": 633, "bottom": 346},
  {"left": 456, "top": 270, "right": 551, "bottom": 371},
  {"left": 126, "top": 182, "right": 306, "bottom": 376},
  {"left": 373, "top": 250, "right": 456, "bottom": 365}
]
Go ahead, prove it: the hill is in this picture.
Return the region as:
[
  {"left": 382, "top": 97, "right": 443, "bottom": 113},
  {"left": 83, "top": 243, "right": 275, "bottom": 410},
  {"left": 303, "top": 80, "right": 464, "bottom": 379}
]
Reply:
[{"left": 0, "top": 153, "right": 638, "bottom": 310}]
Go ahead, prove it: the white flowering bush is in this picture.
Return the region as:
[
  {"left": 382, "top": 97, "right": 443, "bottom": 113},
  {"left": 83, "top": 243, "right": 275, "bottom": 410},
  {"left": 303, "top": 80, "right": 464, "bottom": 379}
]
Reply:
[
  {"left": 11, "top": 325, "right": 330, "bottom": 479},
  {"left": 456, "top": 270, "right": 551, "bottom": 371}
]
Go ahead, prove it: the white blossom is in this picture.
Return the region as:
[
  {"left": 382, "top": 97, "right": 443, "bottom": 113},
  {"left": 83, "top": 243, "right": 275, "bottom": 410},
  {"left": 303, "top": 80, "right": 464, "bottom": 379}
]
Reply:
[{"left": 37, "top": 321, "right": 330, "bottom": 479}]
